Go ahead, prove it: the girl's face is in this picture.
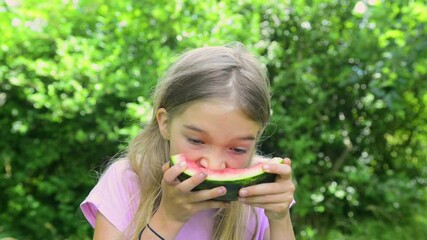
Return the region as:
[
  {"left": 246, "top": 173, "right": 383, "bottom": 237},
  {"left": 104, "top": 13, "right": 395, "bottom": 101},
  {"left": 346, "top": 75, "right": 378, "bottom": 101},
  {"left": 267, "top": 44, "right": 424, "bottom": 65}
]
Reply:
[{"left": 157, "top": 100, "right": 261, "bottom": 169}]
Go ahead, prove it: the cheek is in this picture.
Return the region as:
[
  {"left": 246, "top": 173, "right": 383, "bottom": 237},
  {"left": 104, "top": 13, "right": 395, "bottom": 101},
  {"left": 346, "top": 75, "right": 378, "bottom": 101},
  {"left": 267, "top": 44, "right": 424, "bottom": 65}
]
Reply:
[
  {"left": 226, "top": 156, "right": 250, "bottom": 169},
  {"left": 226, "top": 147, "right": 257, "bottom": 168},
  {"left": 169, "top": 135, "right": 199, "bottom": 159}
]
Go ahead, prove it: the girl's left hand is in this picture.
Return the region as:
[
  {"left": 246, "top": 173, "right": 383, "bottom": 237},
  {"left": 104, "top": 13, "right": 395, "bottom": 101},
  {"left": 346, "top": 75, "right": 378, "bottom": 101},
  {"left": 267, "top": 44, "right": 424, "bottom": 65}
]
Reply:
[{"left": 238, "top": 157, "right": 295, "bottom": 221}]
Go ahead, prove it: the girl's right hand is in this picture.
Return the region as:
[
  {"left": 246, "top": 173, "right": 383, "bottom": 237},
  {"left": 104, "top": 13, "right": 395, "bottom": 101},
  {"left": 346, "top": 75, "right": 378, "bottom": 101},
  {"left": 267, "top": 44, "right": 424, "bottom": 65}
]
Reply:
[{"left": 157, "top": 160, "right": 229, "bottom": 224}]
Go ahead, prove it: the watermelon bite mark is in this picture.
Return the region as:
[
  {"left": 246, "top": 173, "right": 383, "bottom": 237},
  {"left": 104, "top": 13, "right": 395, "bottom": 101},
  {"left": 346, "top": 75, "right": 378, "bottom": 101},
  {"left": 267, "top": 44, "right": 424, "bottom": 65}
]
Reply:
[{"left": 170, "top": 154, "right": 284, "bottom": 201}]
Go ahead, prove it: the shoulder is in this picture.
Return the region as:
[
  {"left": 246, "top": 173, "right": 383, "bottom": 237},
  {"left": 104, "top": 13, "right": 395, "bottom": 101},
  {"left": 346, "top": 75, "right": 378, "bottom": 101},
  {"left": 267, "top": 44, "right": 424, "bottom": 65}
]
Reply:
[
  {"left": 102, "top": 159, "right": 139, "bottom": 186},
  {"left": 80, "top": 159, "right": 141, "bottom": 233},
  {"left": 94, "top": 159, "right": 140, "bottom": 196}
]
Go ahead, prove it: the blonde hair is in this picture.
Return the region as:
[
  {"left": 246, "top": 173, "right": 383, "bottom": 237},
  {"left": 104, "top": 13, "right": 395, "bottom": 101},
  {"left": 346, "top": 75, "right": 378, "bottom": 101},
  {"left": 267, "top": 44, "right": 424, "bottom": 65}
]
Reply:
[{"left": 127, "top": 43, "right": 271, "bottom": 240}]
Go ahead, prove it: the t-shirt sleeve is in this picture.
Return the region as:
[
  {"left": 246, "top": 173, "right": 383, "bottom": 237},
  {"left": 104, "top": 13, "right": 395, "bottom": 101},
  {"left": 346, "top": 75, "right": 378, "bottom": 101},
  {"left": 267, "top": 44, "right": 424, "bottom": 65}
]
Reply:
[{"left": 80, "top": 160, "right": 141, "bottom": 232}]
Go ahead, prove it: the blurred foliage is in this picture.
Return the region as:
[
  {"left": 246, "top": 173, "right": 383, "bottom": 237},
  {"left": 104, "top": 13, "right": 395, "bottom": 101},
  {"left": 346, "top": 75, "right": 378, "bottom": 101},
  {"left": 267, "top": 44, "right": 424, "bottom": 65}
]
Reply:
[{"left": 0, "top": 0, "right": 426, "bottom": 239}]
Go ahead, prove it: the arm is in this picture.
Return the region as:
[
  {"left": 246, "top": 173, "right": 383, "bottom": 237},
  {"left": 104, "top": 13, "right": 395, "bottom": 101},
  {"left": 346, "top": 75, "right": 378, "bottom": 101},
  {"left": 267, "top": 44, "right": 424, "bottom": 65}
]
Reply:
[
  {"left": 239, "top": 157, "right": 296, "bottom": 240},
  {"left": 264, "top": 213, "right": 295, "bottom": 240},
  {"left": 93, "top": 211, "right": 123, "bottom": 240},
  {"left": 137, "top": 161, "right": 229, "bottom": 240},
  {"left": 82, "top": 160, "right": 140, "bottom": 240}
]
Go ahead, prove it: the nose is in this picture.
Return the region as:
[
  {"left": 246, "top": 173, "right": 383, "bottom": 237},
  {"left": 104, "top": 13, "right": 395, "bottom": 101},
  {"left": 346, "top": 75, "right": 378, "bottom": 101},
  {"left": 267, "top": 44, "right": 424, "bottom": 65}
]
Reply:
[{"left": 199, "top": 149, "right": 227, "bottom": 170}]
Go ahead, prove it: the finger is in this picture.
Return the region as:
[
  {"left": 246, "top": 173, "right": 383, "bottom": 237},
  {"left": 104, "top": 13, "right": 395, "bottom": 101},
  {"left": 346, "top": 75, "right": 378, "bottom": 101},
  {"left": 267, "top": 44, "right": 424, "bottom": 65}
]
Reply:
[
  {"left": 192, "top": 199, "right": 230, "bottom": 212},
  {"left": 162, "top": 162, "right": 170, "bottom": 174},
  {"left": 239, "top": 180, "right": 295, "bottom": 197},
  {"left": 163, "top": 160, "right": 187, "bottom": 184},
  {"left": 238, "top": 192, "right": 294, "bottom": 205},
  {"left": 190, "top": 186, "right": 227, "bottom": 202},
  {"left": 177, "top": 172, "right": 208, "bottom": 192},
  {"left": 283, "top": 157, "right": 292, "bottom": 166},
  {"left": 262, "top": 162, "right": 292, "bottom": 180},
  {"left": 246, "top": 202, "right": 292, "bottom": 214}
]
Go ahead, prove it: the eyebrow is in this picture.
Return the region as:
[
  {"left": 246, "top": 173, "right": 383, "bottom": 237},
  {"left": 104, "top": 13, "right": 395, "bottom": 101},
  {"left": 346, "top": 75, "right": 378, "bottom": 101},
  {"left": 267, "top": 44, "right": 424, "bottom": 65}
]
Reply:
[{"left": 183, "top": 124, "right": 257, "bottom": 141}]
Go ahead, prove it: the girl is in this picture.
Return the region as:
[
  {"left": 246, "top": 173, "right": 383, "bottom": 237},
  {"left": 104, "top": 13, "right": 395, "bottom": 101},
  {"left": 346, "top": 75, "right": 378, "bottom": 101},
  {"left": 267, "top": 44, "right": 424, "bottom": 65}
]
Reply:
[{"left": 81, "top": 43, "right": 296, "bottom": 240}]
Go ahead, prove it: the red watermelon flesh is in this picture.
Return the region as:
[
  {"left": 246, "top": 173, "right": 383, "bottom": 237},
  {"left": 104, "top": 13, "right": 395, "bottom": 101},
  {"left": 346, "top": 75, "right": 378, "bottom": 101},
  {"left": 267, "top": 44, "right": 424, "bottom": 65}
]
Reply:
[{"left": 170, "top": 154, "right": 283, "bottom": 201}]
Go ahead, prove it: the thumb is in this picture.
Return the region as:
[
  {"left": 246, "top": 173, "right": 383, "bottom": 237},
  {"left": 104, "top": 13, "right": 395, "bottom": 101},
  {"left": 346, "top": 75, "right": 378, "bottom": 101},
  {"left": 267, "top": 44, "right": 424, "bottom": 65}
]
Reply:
[{"left": 283, "top": 158, "right": 292, "bottom": 166}]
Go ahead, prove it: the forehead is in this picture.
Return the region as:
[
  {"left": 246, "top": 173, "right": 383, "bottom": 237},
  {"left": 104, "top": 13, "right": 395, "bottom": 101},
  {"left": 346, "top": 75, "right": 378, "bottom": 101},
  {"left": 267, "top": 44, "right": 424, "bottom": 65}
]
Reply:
[
  {"left": 172, "top": 100, "right": 261, "bottom": 136},
  {"left": 178, "top": 100, "right": 246, "bottom": 119}
]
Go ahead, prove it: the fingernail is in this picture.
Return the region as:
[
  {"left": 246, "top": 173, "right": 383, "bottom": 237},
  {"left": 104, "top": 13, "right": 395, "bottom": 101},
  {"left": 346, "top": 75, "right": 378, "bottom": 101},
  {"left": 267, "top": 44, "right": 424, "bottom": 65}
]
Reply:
[
  {"left": 239, "top": 189, "right": 247, "bottom": 197},
  {"left": 263, "top": 164, "right": 271, "bottom": 172},
  {"left": 217, "top": 187, "right": 226, "bottom": 195},
  {"left": 198, "top": 172, "right": 206, "bottom": 179}
]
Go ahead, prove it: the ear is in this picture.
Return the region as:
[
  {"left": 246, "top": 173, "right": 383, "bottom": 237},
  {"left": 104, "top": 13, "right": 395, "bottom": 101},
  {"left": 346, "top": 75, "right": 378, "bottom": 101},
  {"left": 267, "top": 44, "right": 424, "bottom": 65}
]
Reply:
[{"left": 156, "top": 108, "right": 170, "bottom": 140}]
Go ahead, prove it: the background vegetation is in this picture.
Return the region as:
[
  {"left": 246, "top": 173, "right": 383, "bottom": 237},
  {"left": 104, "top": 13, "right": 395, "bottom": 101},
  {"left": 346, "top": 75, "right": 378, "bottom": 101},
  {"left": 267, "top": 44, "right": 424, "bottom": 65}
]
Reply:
[{"left": 1, "top": 0, "right": 426, "bottom": 239}]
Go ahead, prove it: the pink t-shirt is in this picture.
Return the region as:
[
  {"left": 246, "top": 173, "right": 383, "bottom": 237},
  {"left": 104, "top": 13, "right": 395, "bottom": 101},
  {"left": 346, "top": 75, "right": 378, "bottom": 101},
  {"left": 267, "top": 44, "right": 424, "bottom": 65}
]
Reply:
[{"left": 80, "top": 160, "right": 270, "bottom": 239}]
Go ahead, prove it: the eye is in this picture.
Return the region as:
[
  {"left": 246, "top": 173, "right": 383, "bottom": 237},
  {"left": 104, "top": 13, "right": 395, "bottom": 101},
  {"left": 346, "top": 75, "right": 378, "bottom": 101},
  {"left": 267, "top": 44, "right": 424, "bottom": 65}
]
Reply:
[
  {"left": 187, "top": 137, "right": 204, "bottom": 145},
  {"left": 229, "top": 147, "right": 248, "bottom": 154}
]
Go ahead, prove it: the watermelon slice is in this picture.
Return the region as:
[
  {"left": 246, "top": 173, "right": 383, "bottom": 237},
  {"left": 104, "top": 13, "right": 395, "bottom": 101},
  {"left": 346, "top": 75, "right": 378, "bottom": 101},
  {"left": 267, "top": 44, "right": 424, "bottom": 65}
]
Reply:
[{"left": 170, "top": 154, "right": 284, "bottom": 201}]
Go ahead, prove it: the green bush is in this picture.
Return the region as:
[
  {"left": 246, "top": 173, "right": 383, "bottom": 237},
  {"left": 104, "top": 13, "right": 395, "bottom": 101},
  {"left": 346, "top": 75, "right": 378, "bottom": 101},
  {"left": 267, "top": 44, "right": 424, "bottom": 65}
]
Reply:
[
  {"left": 0, "top": 0, "right": 425, "bottom": 239},
  {"left": 258, "top": 1, "right": 427, "bottom": 236}
]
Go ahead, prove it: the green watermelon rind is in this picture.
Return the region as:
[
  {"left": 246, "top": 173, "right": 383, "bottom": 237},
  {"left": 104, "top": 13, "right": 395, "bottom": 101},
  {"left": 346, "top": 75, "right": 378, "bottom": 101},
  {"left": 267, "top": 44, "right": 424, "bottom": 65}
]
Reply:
[{"left": 169, "top": 155, "right": 283, "bottom": 201}]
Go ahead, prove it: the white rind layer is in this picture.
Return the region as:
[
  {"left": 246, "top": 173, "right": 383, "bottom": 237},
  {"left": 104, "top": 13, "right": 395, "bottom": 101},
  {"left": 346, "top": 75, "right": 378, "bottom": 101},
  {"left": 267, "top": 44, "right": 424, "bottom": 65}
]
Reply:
[{"left": 170, "top": 155, "right": 283, "bottom": 181}]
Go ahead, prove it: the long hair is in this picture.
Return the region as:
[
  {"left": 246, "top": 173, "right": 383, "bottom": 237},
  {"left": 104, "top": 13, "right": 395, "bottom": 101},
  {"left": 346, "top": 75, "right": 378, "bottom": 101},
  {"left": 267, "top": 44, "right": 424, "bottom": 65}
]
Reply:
[{"left": 127, "top": 43, "right": 271, "bottom": 240}]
